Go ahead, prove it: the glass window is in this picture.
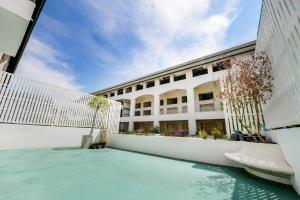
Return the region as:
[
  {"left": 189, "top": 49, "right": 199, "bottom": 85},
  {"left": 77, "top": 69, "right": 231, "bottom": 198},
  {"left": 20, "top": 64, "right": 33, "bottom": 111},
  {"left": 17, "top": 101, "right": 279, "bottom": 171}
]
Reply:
[
  {"left": 160, "top": 99, "right": 164, "bottom": 106},
  {"left": 110, "top": 92, "right": 115, "bottom": 97},
  {"left": 160, "top": 77, "right": 170, "bottom": 85},
  {"left": 212, "top": 60, "right": 229, "bottom": 72},
  {"left": 174, "top": 74, "right": 186, "bottom": 81},
  {"left": 167, "top": 98, "right": 178, "bottom": 105},
  {"left": 182, "top": 96, "right": 187, "bottom": 103},
  {"left": 143, "top": 101, "right": 151, "bottom": 108},
  {"left": 117, "top": 89, "right": 123, "bottom": 95},
  {"left": 136, "top": 84, "right": 143, "bottom": 91},
  {"left": 146, "top": 81, "right": 155, "bottom": 88},
  {"left": 143, "top": 110, "right": 151, "bottom": 116},
  {"left": 135, "top": 111, "right": 141, "bottom": 116},
  {"left": 199, "top": 92, "right": 214, "bottom": 101},
  {"left": 192, "top": 67, "right": 208, "bottom": 77},
  {"left": 135, "top": 103, "right": 141, "bottom": 109},
  {"left": 125, "top": 87, "right": 132, "bottom": 93}
]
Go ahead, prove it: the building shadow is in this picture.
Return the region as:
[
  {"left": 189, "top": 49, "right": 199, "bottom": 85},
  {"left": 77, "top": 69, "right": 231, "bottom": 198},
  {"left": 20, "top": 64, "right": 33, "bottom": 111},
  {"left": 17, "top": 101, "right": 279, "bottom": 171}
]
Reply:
[{"left": 192, "top": 163, "right": 300, "bottom": 200}]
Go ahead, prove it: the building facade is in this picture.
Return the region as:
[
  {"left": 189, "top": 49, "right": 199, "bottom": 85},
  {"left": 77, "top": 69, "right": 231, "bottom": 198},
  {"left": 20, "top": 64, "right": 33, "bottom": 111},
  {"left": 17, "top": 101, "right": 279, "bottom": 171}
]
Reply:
[
  {"left": 256, "top": 0, "right": 300, "bottom": 129},
  {"left": 93, "top": 41, "right": 256, "bottom": 135}
]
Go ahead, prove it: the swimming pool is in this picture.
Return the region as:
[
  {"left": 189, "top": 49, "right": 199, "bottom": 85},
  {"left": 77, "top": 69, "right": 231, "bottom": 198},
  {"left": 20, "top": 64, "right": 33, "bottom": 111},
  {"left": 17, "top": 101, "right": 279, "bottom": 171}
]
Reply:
[{"left": 0, "top": 148, "right": 299, "bottom": 200}]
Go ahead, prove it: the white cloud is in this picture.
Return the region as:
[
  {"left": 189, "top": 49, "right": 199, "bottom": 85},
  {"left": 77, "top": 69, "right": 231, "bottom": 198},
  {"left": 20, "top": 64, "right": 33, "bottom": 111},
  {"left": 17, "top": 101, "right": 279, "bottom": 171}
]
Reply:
[
  {"left": 17, "top": 37, "right": 82, "bottom": 90},
  {"left": 82, "top": 0, "right": 240, "bottom": 80}
]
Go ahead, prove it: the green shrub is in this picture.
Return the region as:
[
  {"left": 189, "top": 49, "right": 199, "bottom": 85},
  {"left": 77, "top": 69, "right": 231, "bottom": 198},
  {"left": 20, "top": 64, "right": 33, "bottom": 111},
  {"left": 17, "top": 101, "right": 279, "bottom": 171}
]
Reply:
[
  {"left": 150, "top": 126, "right": 160, "bottom": 134},
  {"left": 211, "top": 128, "right": 223, "bottom": 139},
  {"left": 198, "top": 130, "right": 208, "bottom": 139}
]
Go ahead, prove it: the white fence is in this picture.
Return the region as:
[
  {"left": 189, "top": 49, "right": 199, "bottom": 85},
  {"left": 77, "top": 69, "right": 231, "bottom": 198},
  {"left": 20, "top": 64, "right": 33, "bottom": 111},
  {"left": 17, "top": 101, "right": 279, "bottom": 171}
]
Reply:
[{"left": 0, "top": 71, "right": 122, "bottom": 133}]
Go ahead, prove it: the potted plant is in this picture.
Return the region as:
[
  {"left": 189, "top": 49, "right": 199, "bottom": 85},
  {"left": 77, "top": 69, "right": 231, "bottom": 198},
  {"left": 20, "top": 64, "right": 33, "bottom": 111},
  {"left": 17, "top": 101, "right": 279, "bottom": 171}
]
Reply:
[
  {"left": 81, "top": 96, "right": 109, "bottom": 149},
  {"left": 211, "top": 128, "right": 223, "bottom": 140},
  {"left": 99, "top": 127, "right": 108, "bottom": 148},
  {"left": 198, "top": 130, "right": 208, "bottom": 139},
  {"left": 150, "top": 126, "right": 160, "bottom": 135}
]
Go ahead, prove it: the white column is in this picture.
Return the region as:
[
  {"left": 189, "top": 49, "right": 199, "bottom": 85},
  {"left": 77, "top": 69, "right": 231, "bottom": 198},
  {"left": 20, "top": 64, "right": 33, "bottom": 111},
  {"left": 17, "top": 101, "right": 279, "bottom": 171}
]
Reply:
[
  {"left": 153, "top": 94, "right": 160, "bottom": 127},
  {"left": 207, "top": 65, "right": 213, "bottom": 74},
  {"left": 187, "top": 87, "right": 197, "bottom": 135},
  {"left": 129, "top": 98, "right": 135, "bottom": 131}
]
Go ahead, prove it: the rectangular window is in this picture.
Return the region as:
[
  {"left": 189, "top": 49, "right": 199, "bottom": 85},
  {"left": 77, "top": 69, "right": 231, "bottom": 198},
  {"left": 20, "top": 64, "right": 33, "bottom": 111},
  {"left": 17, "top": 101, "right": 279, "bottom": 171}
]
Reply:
[
  {"left": 167, "top": 98, "right": 178, "bottom": 105},
  {"left": 182, "top": 96, "right": 187, "bottom": 103},
  {"left": 167, "top": 107, "right": 178, "bottom": 114},
  {"left": 143, "top": 110, "right": 151, "bottom": 116},
  {"left": 143, "top": 101, "right": 151, "bottom": 108},
  {"left": 146, "top": 81, "right": 155, "bottom": 88},
  {"left": 174, "top": 74, "right": 186, "bottom": 81},
  {"left": 192, "top": 67, "right": 208, "bottom": 77},
  {"left": 135, "top": 103, "right": 141, "bottom": 109},
  {"left": 125, "top": 87, "right": 132, "bottom": 93},
  {"left": 110, "top": 92, "right": 115, "bottom": 97},
  {"left": 117, "top": 89, "right": 123, "bottom": 95},
  {"left": 160, "top": 99, "right": 164, "bottom": 106},
  {"left": 135, "top": 111, "right": 141, "bottom": 116},
  {"left": 160, "top": 77, "right": 170, "bottom": 85},
  {"left": 136, "top": 84, "right": 143, "bottom": 91},
  {"left": 212, "top": 60, "right": 229, "bottom": 72},
  {"left": 199, "top": 92, "right": 214, "bottom": 101}
]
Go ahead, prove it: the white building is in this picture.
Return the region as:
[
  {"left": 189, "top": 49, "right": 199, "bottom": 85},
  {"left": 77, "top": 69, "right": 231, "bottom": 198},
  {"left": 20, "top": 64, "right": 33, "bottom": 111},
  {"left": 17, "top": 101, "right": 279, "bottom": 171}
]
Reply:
[{"left": 93, "top": 41, "right": 256, "bottom": 135}]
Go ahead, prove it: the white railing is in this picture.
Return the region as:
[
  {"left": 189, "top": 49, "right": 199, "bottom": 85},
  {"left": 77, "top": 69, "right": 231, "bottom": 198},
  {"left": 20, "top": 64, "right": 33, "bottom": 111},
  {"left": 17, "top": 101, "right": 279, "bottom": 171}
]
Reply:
[{"left": 0, "top": 71, "right": 122, "bottom": 133}]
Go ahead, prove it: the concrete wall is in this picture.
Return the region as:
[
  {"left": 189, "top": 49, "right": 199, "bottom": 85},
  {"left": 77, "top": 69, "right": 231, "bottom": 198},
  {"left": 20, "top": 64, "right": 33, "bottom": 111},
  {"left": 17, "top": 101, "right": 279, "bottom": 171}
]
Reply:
[
  {"left": 270, "top": 127, "right": 300, "bottom": 195},
  {"left": 0, "top": 123, "right": 99, "bottom": 150},
  {"left": 107, "top": 133, "right": 242, "bottom": 167}
]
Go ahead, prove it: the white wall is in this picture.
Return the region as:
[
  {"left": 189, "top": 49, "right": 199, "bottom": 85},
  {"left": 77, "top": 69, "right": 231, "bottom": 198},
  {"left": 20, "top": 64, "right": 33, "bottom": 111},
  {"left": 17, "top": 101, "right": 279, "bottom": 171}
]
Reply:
[
  {"left": 0, "top": 123, "right": 99, "bottom": 150},
  {"left": 107, "top": 134, "right": 242, "bottom": 167},
  {"left": 270, "top": 127, "right": 300, "bottom": 195}
]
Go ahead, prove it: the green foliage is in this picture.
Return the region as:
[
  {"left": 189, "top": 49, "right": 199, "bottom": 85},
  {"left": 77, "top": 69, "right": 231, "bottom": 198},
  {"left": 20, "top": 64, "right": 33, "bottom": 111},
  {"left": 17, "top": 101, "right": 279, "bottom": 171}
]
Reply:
[
  {"left": 198, "top": 130, "right": 208, "bottom": 139},
  {"left": 211, "top": 128, "right": 223, "bottom": 139},
  {"left": 88, "top": 96, "right": 110, "bottom": 111},
  {"left": 150, "top": 126, "right": 160, "bottom": 134}
]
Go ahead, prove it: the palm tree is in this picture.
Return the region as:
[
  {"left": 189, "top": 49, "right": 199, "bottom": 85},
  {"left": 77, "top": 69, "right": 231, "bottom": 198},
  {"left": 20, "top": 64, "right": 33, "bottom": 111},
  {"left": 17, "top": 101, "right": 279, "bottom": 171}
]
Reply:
[{"left": 88, "top": 96, "right": 110, "bottom": 136}]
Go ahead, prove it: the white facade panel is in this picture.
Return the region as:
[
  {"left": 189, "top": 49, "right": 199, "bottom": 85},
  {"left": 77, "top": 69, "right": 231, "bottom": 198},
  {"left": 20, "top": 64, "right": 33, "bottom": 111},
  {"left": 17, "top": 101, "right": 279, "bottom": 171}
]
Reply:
[{"left": 256, "top": 0, "right": 300, "bottom": 128}]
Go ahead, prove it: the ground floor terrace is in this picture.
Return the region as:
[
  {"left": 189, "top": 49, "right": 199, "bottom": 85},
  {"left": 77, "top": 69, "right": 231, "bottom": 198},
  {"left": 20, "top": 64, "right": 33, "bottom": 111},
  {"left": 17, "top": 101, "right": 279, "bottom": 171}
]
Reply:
[{"left": 119, "top": 119, "right": 226, "bottom": 135}]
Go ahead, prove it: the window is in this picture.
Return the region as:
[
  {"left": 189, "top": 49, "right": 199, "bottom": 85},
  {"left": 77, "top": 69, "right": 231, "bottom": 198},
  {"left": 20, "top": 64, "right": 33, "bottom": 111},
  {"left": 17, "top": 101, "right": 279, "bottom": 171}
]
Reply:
[
  {"left": 167, "top": 107, "right": 178, "bottom": 114},
  {"left": 146, "top": 81, "right": 155, "bottom": 88},
  {"left": 212, "top": 60, "right": 229, "bottom": 72},
  {"left": 174, "top": 74, "right": 186, "bottom": 81},
  {"left": 136, "top": 84, "right": 143, "bottom": 91},
  {"left": 125, "top": 87, "right": 132, "bottom": 93},
  {"left": 143, "top": 101, "right": 151, "bottom": 108},
  {"left": 160, "top": 77, "right": 170, "bottom": 85},
  {"left": 135, "top": 103, "right": 141, "bottom": 109},
  {"left": 143, "top": 110, "right": 151, "bottom": 116},
  {"left": 160, "top": 100, "right": 164, "bottom": 106},
  {"left": 167, "top": 98, "right": 178, "bottom": 105},
  {"left": 110, "top": 92, "right": 115, "bottom": 97},
  {"left": 199, "top": 92, "right": 214, "bottom": 101},
  {"left": 192, "top": 67, "right": 208, "bottom": 77},
  {"left": 182, "top": 96, "right": 187, "bottom": 103},
  {"left": 135, "top": 111, "right": 141, "bottom": 116},
  {"left": 103, "top": 94, "right": 108, "bottom": 98},
  {"left": 117, "top": 89, "right": 123, "bottom": 95}
]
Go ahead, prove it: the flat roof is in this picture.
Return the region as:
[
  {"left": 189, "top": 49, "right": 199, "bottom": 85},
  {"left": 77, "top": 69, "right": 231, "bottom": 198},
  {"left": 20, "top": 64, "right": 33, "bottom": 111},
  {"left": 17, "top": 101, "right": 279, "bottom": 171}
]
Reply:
[{"left": 92, "top": 40, "right": 256, "bottom": 95}]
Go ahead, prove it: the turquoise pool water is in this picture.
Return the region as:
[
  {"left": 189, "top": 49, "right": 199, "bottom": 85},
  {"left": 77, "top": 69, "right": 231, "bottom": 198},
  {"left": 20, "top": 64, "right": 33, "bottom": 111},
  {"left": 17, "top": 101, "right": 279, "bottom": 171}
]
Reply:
[{"left": 0, "top": 148, "right": 299, "bottom": 200}]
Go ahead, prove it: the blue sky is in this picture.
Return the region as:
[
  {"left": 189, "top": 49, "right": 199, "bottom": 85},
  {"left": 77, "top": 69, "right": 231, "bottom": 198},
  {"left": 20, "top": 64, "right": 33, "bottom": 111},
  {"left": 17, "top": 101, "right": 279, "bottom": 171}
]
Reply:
[{"left": 17, "top": 0, "right": 262, "bottom": 92}]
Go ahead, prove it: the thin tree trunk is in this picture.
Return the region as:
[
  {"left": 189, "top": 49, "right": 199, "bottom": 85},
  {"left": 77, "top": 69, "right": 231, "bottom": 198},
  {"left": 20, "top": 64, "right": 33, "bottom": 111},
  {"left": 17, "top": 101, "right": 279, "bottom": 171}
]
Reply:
[
  {"left": 89, "top": 106, "right": 99, "bottom": 136},
  {"left": 254, "top": 99, "right": 266, "bottom": 143}
]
